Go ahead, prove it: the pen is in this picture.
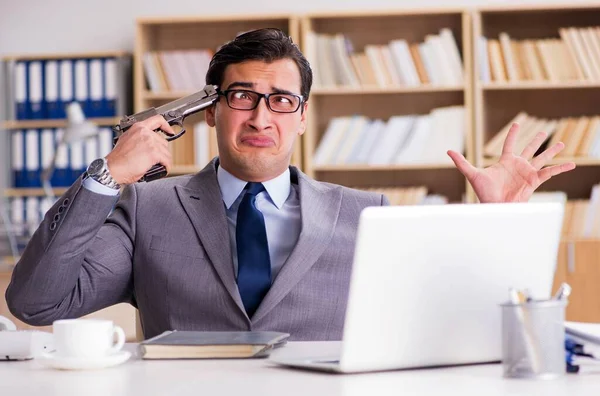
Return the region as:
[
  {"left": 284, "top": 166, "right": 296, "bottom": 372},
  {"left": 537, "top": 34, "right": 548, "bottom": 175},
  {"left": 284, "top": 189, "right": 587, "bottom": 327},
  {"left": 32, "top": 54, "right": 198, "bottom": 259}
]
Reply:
[
  {"left": 509, "top": 288, "right": 541, "bottom": 374},
  {"left": 553, "top": 283, "right": 572, "bottom": 301}
]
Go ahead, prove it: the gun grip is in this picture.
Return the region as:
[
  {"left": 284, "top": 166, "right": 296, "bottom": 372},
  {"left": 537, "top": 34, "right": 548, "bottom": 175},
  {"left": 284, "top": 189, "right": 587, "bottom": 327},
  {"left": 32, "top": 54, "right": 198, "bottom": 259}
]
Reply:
[{"left": 139, "top": 164, "right": 168, "bottom": 182}]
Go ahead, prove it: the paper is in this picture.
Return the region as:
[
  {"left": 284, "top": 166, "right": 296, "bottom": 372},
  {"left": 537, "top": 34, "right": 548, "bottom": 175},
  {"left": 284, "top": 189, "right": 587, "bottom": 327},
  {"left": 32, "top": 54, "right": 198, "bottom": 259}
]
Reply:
[{"left": 565, "top": 321, "right": 600, "bottom": 345}]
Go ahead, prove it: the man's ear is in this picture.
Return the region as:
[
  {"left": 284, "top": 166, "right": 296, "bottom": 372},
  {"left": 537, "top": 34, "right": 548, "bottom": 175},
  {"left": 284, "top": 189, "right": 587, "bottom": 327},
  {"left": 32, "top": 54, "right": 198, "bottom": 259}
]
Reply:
[
  {"left": 298, "top": 102, "right": 308, "bottom": 136},
  {"left": 205, "top": 104, "right": 216, "bottom": 127}
]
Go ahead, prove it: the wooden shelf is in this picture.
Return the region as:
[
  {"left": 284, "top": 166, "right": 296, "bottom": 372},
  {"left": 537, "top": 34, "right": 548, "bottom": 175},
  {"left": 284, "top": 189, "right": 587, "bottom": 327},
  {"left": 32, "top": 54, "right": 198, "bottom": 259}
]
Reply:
[
  {"left": 2, "top": 117, "right": 121, "bottom": 130},
  {"left": 481, "top": 81, "right": 600, "bottom": 90},
  {"left": 4, "top": 188, "right": 69, "bottom": 197},
  {"left": 483, "top": 157, "right": 600, "bottom": 167},
  {"left": 301, "top": 9, "right": 472, "bottom": 203},
  {"left": 313, "top": 163, "right": 457, "bottom": 171},
  {"left": 137, "top": 13, "right": 294, "bottom": 25},
  {"left": 312, "top": 85, "right": 465, "bottom": 95},
  {"left": 135, "top": 15, "right": 301, "bottom": 169}
]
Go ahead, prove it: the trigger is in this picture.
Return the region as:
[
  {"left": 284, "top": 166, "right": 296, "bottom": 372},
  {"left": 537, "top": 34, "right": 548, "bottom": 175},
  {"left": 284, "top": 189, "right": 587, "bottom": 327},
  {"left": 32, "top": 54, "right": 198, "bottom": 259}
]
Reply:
[{"left": 166, "top": 121, "right": 185, "bottom": 141}]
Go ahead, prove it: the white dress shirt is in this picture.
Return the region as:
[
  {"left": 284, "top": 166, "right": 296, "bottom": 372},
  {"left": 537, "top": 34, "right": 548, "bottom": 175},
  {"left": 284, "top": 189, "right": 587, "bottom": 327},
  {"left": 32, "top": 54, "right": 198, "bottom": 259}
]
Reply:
[
  {"left": 82, "top": 166, "right": 302, "bottom": 281},
  {"left": 217, "top": 166, "right": 301, "bottom": 281}
]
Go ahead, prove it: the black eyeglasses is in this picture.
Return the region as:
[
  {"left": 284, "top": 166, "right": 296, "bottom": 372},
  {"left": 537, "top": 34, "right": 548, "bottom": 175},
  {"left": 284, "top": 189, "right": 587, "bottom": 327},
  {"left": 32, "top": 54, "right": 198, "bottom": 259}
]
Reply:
[{"left": 218, "top": 89, "right": 304, "bottom": 113}]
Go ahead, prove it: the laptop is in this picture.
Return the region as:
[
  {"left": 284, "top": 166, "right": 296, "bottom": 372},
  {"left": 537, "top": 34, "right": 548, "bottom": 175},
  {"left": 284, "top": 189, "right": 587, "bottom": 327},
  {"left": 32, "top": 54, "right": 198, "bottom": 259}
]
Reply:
[{"left": 269, "top": 202, "right": 564, "bottom": 373}]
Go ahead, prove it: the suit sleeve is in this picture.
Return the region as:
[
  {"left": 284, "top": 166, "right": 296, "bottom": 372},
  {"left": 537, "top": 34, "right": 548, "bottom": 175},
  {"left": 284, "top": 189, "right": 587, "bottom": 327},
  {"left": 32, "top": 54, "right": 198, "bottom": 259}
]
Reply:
[{"left": 5, "top": 176, "right": 138, "bottom": 326}]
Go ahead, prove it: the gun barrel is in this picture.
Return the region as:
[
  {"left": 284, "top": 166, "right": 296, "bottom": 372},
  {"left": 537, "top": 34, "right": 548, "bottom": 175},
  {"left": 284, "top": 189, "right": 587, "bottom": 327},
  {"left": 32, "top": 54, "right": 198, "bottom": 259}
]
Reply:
[{"left": 155, "top": 85, "right": 218, "bottom": 115}]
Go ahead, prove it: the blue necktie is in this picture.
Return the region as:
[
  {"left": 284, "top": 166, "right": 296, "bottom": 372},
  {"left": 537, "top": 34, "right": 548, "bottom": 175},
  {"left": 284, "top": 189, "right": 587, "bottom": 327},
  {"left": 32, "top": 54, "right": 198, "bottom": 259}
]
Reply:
[{"left": 236, "top": 182, "right": 271, "bottom": 318}]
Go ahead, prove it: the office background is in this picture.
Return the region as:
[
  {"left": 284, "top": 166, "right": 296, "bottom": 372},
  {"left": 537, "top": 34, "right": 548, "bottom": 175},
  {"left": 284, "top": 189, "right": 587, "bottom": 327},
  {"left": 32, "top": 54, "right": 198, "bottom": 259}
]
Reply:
[
  {"left": 0, "top": 0, "right": 597, "bottom": 190},
  {"left": 2, "top": 0, "right": 600, "bottom": 337}
]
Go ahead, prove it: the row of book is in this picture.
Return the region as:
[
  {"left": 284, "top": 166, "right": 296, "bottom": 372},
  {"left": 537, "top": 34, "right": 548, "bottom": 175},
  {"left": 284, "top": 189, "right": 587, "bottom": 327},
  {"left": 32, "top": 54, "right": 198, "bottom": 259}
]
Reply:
[
  {"left": 479, "top": 27, "right": 600, "bottom": 83},
  {"left": 485, "top": 112, "right": 600, "bottom": 158},
  {"left": 10, "top": 128, "right": 114, "bottom": 188},
  {"left": 7, "top": 57, "right": 129, "bottom": 120},
  {"left": 313, "top": 106, "right": 465, "bottom": 166},
  {"left": 306, "top": 28, "right": 463, "bottom": 88},
  {"left": 143, "top": 50, "right": 213, "bottom": 93},
  {"left": 357, "top": 186, "right": 449, "bottom": 205},
  {"left": 553, "top": 184, "right": 600, "bottom": 238}
]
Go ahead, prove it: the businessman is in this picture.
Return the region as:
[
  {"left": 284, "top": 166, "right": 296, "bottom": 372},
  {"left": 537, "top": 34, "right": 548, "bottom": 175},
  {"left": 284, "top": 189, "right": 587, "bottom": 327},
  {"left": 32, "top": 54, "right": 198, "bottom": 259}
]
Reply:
[{"left": 6, "top": 29, "right": 575, "bottom": 341}]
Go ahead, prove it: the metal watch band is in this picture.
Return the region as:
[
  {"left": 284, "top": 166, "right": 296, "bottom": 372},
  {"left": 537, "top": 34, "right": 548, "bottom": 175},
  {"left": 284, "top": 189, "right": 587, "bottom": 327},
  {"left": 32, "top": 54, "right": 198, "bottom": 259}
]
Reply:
[
  {"left": 96, "top": 168, "right": 121, "bottom": 189},
  {"left": 89, "top": 159, "right": 121, "bottom": 190}
]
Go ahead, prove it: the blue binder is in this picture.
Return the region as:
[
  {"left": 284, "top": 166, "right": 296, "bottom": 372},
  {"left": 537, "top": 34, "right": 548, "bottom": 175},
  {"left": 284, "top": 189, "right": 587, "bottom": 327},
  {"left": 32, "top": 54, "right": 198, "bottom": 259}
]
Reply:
[
  {"left": 11, "top": 130, "right": 25, "bottom": 188},
  {"left": 15, "top": 60, "right": 29, "bottom": 120},
  {"left": 28, "top": 60, "right": 45, "bottom": 119},
  {"left": 58, "top": 60, "right": 73, "bottom": 119},
  {"left": 45, "top": 60, "right": 61, "bottom": 119},
  {"left": 89, "top": 58, "right": 104, "bottom": 117},
  {"left": 103, "top": 58, "right": 117, "bottom": 116}
]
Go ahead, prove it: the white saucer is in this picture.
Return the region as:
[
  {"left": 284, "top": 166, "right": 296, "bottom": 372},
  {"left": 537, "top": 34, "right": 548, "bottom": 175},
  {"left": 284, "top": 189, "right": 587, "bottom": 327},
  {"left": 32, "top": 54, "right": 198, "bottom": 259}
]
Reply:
[{"left": 37, "top": 350, "right": 132, "bottom": 370}]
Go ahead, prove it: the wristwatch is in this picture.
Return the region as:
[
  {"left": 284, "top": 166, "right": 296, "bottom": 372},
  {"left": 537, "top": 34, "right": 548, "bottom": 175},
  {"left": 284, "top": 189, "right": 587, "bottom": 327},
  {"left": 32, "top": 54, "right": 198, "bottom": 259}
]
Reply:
[{"left": 85, "top": 157, "right": 121, "bottom": 190}]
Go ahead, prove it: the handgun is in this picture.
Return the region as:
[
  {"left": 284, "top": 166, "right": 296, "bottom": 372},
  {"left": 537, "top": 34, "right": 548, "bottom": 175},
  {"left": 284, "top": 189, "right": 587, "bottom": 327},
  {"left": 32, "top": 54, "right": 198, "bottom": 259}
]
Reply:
[{"left": 113, "top": 84, "right": 219, "bottom": 182}]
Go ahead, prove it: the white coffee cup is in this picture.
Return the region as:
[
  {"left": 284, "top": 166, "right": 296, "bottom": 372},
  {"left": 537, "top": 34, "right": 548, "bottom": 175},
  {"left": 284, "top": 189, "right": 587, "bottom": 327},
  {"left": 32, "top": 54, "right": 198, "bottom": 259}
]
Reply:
[{"left": 52, "top": 319, "right": 125, "bottom": 359}]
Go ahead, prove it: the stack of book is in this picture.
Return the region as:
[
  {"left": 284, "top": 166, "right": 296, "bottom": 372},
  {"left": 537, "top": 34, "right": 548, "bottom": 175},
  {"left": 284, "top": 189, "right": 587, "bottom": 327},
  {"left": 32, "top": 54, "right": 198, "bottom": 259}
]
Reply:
[
  {"left": 143, "top": 50, "right": 213, "bottom": 92},
  {"left": 313, "top": 106, "right": 465, "bottom": 166},
  {"left": 478, "top": 27, "right": 600, "bottom": 83},
  {"left": 485, "top": 112, "right": 600, "bottom": 159},
  {"left": 307, "top": 28, "right": 463, "bottom": 88}
]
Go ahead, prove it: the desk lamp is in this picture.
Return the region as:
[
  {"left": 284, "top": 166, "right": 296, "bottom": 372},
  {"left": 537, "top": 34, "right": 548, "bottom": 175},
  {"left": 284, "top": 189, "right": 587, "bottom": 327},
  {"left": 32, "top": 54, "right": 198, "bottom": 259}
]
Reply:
[{"left": 41, "top": 102, "right": 99, "bottom": 200}]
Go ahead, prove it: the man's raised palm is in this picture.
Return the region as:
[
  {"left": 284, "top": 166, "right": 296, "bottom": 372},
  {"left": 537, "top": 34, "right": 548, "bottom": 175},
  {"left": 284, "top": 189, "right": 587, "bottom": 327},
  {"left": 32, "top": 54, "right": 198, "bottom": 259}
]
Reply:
[{"left": 447, "top": 123, "right": 576, "bottom": 203}]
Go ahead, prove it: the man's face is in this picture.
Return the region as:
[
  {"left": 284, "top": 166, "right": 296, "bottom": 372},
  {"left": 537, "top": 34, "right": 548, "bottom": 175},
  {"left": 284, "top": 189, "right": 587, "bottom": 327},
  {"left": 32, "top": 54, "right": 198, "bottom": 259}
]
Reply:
[{"left": 205, "top": 59, "right": 308, "bottom": 181}]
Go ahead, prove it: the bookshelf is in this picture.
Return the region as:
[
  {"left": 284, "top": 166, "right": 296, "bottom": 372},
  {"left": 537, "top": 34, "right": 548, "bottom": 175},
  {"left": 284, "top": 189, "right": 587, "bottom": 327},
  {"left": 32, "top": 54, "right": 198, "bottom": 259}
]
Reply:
[
  {"left": 473, "top": 4, "right": 600, "bottom": 200},
  {"left": 134, "top": 14, "right": 302, "bottom": 175},
  {"left": 300, "top": 9, "right": 474, "bottom": 203},
  {"left": 1, "top": 51, "right": 131, "bottom": 317},
  {"left": 0, "top": 52, "right": 137, "bottom": 338}
]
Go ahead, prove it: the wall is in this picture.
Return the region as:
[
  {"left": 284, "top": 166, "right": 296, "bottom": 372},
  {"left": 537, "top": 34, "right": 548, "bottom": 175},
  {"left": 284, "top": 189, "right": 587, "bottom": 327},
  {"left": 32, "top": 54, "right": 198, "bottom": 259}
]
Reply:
[{"left": 0, "top": 0, "right": 596, "bottom": 54}]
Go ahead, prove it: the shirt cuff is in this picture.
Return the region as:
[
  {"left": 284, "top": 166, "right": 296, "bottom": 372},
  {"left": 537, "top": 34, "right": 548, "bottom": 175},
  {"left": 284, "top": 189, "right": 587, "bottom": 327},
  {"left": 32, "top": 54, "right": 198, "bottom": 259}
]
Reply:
[{"left": 82, "top": 176, "right": 120, "bottom": 196}]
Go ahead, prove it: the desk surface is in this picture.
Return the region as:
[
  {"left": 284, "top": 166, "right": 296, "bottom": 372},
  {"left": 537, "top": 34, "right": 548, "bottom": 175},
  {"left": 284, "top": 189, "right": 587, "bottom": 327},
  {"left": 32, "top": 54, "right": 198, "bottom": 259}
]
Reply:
[{"left": 1, "top": 341, "right": 599, "bottom": 396}]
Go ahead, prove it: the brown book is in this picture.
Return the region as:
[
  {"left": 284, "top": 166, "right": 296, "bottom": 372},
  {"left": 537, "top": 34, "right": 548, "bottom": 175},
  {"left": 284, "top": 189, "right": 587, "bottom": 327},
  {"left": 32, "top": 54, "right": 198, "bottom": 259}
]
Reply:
[
  {"left": 521, "top": 40, "right": 544, "bottom": 81},
  {"left": 409, "top": 43, "right": 430, "bottom": 84},
  {"left": 576, "top": 116, "right": 600, "bottom": 156},
  {"left": 548, "top": 117, "right": 575, "bottom": 148},
  {"left": 560, "top": 117, "right": 589, "bottom": 157},
  {"left": 488, "top": 39, "right": 507, "bottom": 82},
  {"left": 559, "top": 28, "right": 586, "bottom": 81},
  {"left": 140, "top": 331, "right": 289, "bottom": 359}
]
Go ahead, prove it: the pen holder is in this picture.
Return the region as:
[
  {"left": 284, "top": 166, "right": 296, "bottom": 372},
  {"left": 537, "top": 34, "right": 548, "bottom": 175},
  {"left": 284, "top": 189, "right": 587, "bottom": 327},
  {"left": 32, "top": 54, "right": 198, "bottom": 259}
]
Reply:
[{"left": 500, "top": 300, "right": 567, "bottom": 379}]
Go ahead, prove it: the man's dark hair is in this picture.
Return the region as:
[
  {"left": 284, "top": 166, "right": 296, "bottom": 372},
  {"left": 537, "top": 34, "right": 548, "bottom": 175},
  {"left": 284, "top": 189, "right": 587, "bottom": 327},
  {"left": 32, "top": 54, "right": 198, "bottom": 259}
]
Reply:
[{"left": 206, "top": 28, "right": 313, "bottom": 101}]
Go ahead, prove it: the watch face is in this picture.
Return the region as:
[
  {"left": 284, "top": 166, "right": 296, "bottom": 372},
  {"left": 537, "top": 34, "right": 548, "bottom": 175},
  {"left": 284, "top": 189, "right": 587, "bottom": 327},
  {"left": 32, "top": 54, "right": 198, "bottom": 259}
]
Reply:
[{"left": 88, "top": 158, "right": 105, "bottom": 176}]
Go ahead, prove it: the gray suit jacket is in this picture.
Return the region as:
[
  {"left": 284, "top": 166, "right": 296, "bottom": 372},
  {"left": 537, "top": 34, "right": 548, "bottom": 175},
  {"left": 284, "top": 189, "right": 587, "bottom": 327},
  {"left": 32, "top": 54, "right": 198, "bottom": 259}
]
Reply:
[{"left": 6, "top": 159, "right": 387, "bottom": 340}]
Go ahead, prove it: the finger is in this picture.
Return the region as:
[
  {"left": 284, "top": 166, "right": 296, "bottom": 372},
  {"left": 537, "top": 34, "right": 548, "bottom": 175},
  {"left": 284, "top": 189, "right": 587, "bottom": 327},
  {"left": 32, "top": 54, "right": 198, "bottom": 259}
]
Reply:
[
  {"left": 538, "top": 162, "right": 576, "bottom": 184},
  {"left": 530, "top": 142, "right": 566, "bottom": 170},
  {"left": 157, "top": 144, "right": 173, "bottom": 173},
  {"left": 447, "top": 150, "right": 477, "bottom": 180},
  {"left": 139, "top": 114, "right": 176, "bottom": 136},
  {"left": 520, "top": 131, "right": 548, "bottom": 160},
  {"left": 501, "top": 122, "right": 520, "bottom": 155}
]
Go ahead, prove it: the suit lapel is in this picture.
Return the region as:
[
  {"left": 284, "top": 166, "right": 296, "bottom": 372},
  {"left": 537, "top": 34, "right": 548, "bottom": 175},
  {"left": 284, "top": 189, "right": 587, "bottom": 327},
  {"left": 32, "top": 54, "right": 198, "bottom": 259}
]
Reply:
[
  {"left": 175, "top": 159, "right": 246, "bottom": 316},
  {"left": 252, "top": 168, "right": 343, "bottom": 323}
]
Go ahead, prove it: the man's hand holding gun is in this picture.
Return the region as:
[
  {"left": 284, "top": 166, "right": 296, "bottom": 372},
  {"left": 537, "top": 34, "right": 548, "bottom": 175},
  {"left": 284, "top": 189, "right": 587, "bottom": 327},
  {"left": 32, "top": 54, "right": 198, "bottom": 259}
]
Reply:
[{"left": 106, "top": 85, "right": 219, "bottom": 185}]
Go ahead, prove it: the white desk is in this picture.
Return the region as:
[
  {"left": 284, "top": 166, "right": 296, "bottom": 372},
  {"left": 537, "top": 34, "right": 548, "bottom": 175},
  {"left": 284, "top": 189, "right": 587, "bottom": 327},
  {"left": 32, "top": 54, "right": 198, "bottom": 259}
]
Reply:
[{"left": 0, "top": 341, "right": 599, "bottom": 396}]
